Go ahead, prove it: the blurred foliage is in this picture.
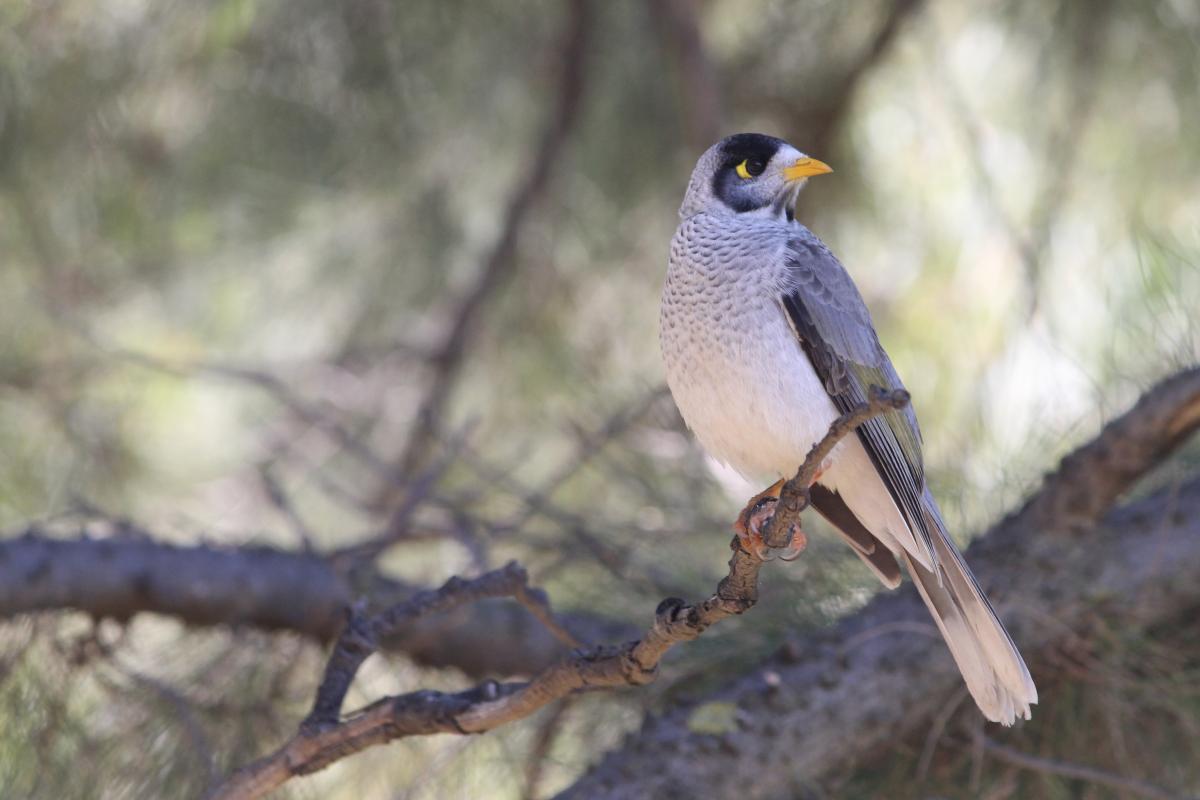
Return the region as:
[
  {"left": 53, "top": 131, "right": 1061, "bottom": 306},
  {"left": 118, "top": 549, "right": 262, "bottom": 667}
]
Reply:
[{"left": 0, "top": 0, "right": 1199, "bottom": 798}]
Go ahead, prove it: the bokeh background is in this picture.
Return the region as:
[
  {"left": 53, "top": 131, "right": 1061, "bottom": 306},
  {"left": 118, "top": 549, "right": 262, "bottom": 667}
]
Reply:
[{"left": 2, "top": 0, "right": 1199, "bottom": 798}]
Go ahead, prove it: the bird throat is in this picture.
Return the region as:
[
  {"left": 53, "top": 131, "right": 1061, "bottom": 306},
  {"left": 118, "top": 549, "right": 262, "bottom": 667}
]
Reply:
[{"left": 772, "top": 181, "right": 804, "bottom": 223}]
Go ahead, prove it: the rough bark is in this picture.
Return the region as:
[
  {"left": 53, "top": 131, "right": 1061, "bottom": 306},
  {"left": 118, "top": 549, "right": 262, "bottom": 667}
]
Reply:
[
  {"left": 206, "top": 388, "right": 907, "bottom": 799},
  {"left": 208, "top": 545, "right": 766, "bottom": 800},
  {"left": 557, "top": 368, "right": 1200, "bottom": 799},
  {"left": 0, "top": 534, "right": 627, "bottom": 678}
]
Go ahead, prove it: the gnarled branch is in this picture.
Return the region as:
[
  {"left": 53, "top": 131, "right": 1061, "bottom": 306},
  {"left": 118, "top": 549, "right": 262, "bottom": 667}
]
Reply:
[{"left": 206, "top": 385, "right": 901, "bottom": 800}]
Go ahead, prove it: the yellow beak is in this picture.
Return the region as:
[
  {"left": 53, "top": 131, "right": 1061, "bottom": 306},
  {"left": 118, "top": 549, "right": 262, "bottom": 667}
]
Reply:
[{"left": 782, "top": 157, "right": 833, "bottom": 182}]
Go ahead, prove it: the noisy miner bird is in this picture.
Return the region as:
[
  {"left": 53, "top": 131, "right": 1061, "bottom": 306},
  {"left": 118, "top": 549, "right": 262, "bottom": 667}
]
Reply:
[{"left": 660, "top": 133, "right": 1037, "bottom": 724}]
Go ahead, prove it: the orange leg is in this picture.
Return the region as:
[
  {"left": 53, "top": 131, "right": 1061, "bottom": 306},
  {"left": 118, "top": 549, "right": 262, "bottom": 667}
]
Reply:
[
  {"left": 733, "top": 478, "right": 785, "bottom": 556},
  {"left": 731, "top": 479, "right": 793, "bottom": 560},
  {"left": 733, "top": 473, "right": 817, "bottom": 561}
]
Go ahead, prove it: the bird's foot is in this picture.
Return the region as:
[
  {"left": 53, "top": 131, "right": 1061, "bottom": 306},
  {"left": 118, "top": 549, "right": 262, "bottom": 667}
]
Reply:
[
  {"left": 733, "top": 480, "right": 807, "bottom": 561},
  {"left": 776, "top": 521, "right": 808, "bottom": 561},
  {"left": 733, "top": 496, "right": 775, "bottom": 560}
]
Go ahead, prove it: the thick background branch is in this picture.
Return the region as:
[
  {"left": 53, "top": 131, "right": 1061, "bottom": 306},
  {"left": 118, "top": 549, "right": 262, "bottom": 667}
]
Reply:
[
  {"left": 557, "top": 367, "right": 1200, "bottom": 799},
  {"left": 0, "top": 534, "right": 628, "bottom": 678}
]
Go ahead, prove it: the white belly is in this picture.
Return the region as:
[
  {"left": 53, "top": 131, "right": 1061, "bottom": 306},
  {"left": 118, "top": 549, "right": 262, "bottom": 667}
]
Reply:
[
  {"left": 661, "top": 292, "right": 842, "bottom": 479},
  {"left": 660, "top": 284, "right": 916, "bottom": 563}
]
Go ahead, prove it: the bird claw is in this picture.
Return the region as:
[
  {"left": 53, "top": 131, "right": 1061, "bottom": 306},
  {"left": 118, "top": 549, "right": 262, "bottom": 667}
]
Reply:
[
  {"left": 778, "top": 528, "right": 808, "bottom": 561},
  {"left": 736, "top": 527, "right": 774, "bottom": 561},
  {"left": 733, "top": 495, "right": 807, "bottom": 562}
]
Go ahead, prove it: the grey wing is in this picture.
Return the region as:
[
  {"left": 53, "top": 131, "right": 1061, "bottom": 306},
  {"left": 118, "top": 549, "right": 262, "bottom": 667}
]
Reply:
[
  {"left": 780, "top": 234, "right": 938, "bottom": 568},
  {"left": 781, "top": 235, "right": 1038, "bottom": 721}
]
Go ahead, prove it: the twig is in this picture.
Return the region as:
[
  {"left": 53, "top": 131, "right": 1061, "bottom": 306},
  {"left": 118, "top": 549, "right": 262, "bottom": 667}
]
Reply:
[
  {"left": 102, "top": 659, "right": 219, "bottom": 786},
  {"left": 916, "top": 685, "right": 968, "bottom": 781},
  {"left": 512, "top": 583, "right": 585, "bottom": 651},
  {"left": 395, "top": 0, "right": 593, "bottom": 479},
  {"left": 452, "top": 438, "right": 664, "bottom": 591},
  {"left": 523, "top": 698, "right": 573, "bottom": 800},
  {"left": 979, "top": 738, "right": 1196, "bottom": 800},
  {"left": 804, "top": 0, "right": 925, "bottom": 160},
  {"left": 734, "top": 0, "right": 924, "bottom": 181},
  {"left": 207, "top": 391, "right": 895, "bottom": 800},
  {"left": 930, "top": 1, "right": 1110, "bottom": 319},
  {"left": 497, "top": 388, "right": 668, "bottom": 535},
  {"left": 649, "top": 0, "right": 722, "bottom": 150},
  {"left": 110, "top": 347, "right": 389, "bottom": 474},
  {"left": 208, "top": 543, "right": 766, "bottom": 800},
  {"left": 762, "top": 386, "right": 911, "bottom": 548},
  {"left": 259, "top": 465, "right": 317, "bottom": 553},
  {"left": 301, "top": 562, "right": 561, "bottom": 731},
  {"left": 331, "top": 424, "right": 474, "bottom": 564}
]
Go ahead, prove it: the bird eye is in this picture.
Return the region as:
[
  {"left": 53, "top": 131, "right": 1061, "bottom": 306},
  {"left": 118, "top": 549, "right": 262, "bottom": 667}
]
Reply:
[{"left": 736, "top": 158, "right": 766, "bottom": 179}]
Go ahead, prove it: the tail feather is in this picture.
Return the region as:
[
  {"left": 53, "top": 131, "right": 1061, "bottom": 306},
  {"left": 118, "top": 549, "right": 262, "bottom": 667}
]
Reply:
[{"left": 901, "top": 518, "right": 1038, "bottom": 725}]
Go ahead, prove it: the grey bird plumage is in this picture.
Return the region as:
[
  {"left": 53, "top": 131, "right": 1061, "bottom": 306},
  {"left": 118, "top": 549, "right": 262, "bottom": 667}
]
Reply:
[{"left": 661, "top": 133, "right": 1037, "bottom": 724}]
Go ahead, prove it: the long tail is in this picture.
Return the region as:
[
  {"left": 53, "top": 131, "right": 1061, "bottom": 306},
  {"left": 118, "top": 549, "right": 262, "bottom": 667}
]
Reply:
[{"left": 901, "top": 495, "right": 1038, "bottom": 725}]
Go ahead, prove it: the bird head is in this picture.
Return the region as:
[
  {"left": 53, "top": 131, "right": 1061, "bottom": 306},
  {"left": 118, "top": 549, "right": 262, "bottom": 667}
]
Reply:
[{"left": 678, "top": 133, "right": 832, "bottom": 221}]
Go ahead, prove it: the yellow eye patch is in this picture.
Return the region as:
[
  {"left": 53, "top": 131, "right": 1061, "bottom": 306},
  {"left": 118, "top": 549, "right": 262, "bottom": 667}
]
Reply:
[{"left": 735, "top": 158, "right": 766, "bottom": 179}]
